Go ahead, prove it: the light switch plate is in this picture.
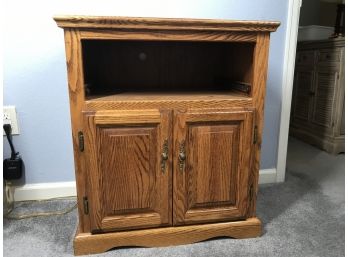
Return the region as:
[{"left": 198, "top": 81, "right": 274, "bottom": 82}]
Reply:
[{"left": 3, "top": 106, "right": 20, "bottom": 135}]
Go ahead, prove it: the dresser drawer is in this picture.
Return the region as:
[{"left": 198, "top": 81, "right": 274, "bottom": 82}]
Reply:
[
  {"left": 296, "top": 51, "right": 316, "bottom": 66},
  {"left": 318, "top": 50, "right": 342, "bottom": 64}
]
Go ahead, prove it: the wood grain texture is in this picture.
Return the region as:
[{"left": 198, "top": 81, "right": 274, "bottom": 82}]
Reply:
[
  {"left": 54, "top": 15, "right": 280, "bottom": 32},
  {"left": 83, "top": 110, "right": 172, "bottom": 232},
  {"left": 93, "top": 109, "right": 161, "bottom": 124},
  {"left": 248, "top": 33, "right": 270, "bottom": 218},
  {"left": 80, "top": 29, "right": 256, "bottom": 42},
  {"left": 87, "top": 91, "right": 250, "bottom": 101},
  {"left": 173, "top": 108, "right": 254, "bottom": 225},
  {"left": 85, "top": 92, "right": 252, "bottom": 110},
  {"left": 74, "top": 217, "right": 262, "bottom": 255},
  {"left": 192, "top": 125, "right": 237, "bottom": 205},
  {"left": 63, "top": 29, "right": 90, "bottom": 232}
]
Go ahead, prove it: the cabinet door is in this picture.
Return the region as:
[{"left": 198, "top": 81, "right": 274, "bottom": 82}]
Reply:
[
  {"left": 83, "top": 109, "right": 172, "bottom": 232},
  {"left": 292, "top": 67, "right": 315, "bottom": 123},
  {"left": 173, "top": 108, "right": 255, "bottom": 225},
  {"left": 311, "top": 68, "right": 339, "bottom": 134}
]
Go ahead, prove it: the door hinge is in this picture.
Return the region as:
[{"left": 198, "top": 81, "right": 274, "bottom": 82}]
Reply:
[
  {"left": 253, "top": 126, "right": 258, "bottom": 144},
  {"left": 78, "top": 131, "right": 84, "bottom": 152},
  {"left": 83, "top": 196, "right": 89, "bottom": 215},
  {"left": 249, "top": 184, "right": 254, "bottom": 202}
]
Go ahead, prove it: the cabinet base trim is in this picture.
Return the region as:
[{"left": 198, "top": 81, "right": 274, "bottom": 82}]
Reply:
[
  {"left": 74, "top": 217, "right": 262, "bottom": 255},
  {"left": 290, "top": 126, "right": 345, "bottom": 154}
]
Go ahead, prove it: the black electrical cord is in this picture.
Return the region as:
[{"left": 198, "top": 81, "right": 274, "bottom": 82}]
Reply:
[
  {"left": 3, "top": 124, "right": 77, "bottom": 219},
  {"left": 3, "top": 124, "right": 18, "bottom": 159}
]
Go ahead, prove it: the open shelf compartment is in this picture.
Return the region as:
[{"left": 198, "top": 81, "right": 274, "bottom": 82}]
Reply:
[{"left": 81, "top": 40, "right": 255, "bottom": 101}]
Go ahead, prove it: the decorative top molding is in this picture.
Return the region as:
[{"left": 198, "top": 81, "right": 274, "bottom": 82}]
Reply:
[{"left": 53, "top": 15, "right": 280, "bottom": 32}]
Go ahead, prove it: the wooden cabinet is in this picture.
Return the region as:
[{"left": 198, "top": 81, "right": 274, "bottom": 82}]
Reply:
[
  {"left": 54, "top": 16, "right": 279, "bottom": 255},
  {"left": 290, "top": 39, "right": 344, "bottom": 154},
  {"left": 173, "top": 109, "right": 255, "bottom": 225}
]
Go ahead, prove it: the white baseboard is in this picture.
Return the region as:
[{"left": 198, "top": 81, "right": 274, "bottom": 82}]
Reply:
[
  {"left": 259, "top": 168, "right": 277, "bottom": 184},
  {"left": 13, "top": 169, "right": 277, "bottom": 201},
  {"left": 14, "top": 181, "right": 77, "bottom": 201}
]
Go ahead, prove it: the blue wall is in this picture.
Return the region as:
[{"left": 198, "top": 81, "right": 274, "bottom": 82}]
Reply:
[{"left": 3, "top": 0, "right": 289, "bottom": 183}]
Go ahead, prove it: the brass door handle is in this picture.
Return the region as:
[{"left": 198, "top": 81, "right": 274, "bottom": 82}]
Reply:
[
  {"left": 162, "top": 152, "right": 168, "bottom": 160},
  {"left": 161, "top": 139, "right": 169, "bottom": 172},
  {"left": 178, "top": 140, "right": 186, "bottom": 171}
]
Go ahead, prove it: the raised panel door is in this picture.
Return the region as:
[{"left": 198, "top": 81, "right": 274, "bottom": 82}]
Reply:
[
  {"left": 83, "top": 109, "right": 172, "bottom": 232},
  {"left": 173, "top": 108, "right": 255, "bottom": 225}
]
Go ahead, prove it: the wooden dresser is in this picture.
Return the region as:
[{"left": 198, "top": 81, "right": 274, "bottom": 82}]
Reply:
[
  {"left": 290, "top": 39, "right": 345, "bottom": 154},
  {"left": 54, "top": 15, "right": 279, "bottom": 255}
]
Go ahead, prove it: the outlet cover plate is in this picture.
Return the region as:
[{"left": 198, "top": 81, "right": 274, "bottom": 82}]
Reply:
[{"left": 3, "top": 106, "right": 20, "bottom": 135}]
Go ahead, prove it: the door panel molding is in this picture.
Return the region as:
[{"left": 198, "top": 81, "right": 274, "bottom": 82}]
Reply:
[
  {"left": 83, "top": 109, "right": 172, "bottom": 232},
  {"left": 173, "top": 108, "right": 255, "bottom": 225}
]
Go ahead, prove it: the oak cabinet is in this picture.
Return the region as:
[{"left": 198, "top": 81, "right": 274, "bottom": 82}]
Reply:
[{"left": 54, "top": 15, "right": 279, "bottom": 255}]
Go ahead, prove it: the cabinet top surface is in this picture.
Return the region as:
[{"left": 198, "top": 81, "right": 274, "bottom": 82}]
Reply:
[{"left": 53, "top": 15, "right": 280, "bottom": 32}]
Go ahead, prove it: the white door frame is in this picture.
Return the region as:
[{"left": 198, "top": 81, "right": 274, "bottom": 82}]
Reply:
[{"left": 275, "top": 0, "right": 302, "bottom": 182}]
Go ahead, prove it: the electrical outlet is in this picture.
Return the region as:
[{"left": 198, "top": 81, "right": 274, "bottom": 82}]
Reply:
[{"left": 3, "top": 106, "right": 20, "bottom": 135}]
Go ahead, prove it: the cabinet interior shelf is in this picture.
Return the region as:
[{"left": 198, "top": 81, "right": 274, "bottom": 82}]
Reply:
[
  {"left": 86, "top": 89, "right": 250, "bottom": 101},
  {"left": 85, "top": 90, "right": 252, "bottom": 110}
]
